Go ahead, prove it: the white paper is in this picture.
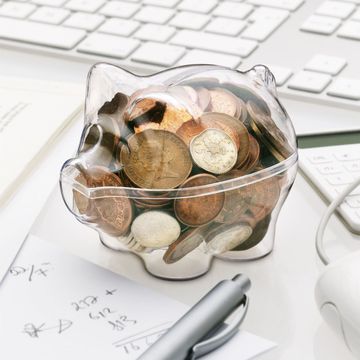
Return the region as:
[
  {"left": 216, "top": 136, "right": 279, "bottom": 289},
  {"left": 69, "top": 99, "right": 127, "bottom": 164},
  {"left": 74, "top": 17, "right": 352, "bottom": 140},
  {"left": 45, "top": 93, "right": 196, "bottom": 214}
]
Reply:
[
  {"left": 0, "top": 77, "right": 81, "bottom": 205},
  {"left": 0, "top": 236, "right": 276, "bottom": 359}
]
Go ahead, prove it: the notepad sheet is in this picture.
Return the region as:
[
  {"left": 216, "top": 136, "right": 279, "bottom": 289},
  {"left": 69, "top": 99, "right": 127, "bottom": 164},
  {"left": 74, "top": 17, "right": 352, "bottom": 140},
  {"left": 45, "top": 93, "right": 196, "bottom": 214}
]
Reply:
[{"left": 0, "top": 235, "right": 275, "bottom": 359}]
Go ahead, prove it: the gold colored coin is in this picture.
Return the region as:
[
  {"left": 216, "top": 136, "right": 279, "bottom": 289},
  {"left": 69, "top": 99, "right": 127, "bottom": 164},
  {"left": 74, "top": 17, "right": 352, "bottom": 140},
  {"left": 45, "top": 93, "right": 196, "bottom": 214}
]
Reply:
[
  {"left": 120, "top": 129, "right": 192, "bottom": 189},
  {"left": 174, "top": 174, "right": 225, "bottom": 227}
]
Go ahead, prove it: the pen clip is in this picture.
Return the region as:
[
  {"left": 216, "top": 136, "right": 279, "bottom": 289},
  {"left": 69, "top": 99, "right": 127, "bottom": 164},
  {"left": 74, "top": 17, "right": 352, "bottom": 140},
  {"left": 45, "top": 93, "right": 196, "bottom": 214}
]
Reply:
[{"left": 188, "top": 295, "right": 249, "bottom": 360}]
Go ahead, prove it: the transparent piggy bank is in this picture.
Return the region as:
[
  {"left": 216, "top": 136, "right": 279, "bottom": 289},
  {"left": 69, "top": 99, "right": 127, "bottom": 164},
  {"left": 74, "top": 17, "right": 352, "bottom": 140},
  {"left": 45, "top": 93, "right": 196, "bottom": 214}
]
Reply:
[{"left": 60, "top": 63, "right": 298, "bottom": 280}]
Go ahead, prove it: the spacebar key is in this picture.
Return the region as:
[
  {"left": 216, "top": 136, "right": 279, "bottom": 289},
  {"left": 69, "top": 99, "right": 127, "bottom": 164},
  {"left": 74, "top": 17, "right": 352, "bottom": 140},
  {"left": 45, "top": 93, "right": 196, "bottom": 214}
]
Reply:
[{"left": 0, "top": 17, "right": 86, "bottom": 50}]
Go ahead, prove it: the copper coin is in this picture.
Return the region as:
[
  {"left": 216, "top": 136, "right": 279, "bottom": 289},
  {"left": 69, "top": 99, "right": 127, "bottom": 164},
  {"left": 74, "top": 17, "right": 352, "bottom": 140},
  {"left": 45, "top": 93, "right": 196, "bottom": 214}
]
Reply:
[
  {"left": 73, "top": 166, "right": 133, "bottom": 236},
  {"left": 98, "top": 92, "right": 129, "bottom": 115},
  {"left": 237, "top": 135, "right": 260, "bottom": 172},
  {"left": 233, "top": 215, "right": 271, "bottom": 251},
  {"left": 176, "top": 119, "right": 205, "bottom": 146},
  {"left": 216, "top": 171, "right": 280, "bottom": 225},
  {"left": 120, "top": 129, "right": 192, "bottom": 189},
  {"left": 205, "top": 222, "right": 253, "bottom": 254},
  {"left": 163, "top": 226, "right": 205, "bottom": 264},
  {"left": 247, "top": 101, "right": 293, "bottom": 161},
  {"left": 209, "top": 88, "right": 239, "bottom": 117},
  {"left": 174, "top": 174, "right": 225, "bottom": 227}
]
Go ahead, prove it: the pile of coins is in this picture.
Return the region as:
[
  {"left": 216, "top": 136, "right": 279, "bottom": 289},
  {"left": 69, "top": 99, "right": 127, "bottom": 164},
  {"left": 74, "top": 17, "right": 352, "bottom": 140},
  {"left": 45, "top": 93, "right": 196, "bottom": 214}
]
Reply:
[{"left": 73, "top": 82, "right": 293, "bottom": 264}]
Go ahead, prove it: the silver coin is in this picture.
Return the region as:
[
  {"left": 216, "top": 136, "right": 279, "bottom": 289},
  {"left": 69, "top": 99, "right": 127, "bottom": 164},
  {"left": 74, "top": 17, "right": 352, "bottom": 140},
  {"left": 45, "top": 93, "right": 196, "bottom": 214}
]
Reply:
[
  {"left": 190, "top": 128, "right": 238, "bottom": 174},
  {"left": 131, "top": 211, "right": 181, "bottom": 248},
  {"left": 205, "top": 223, "right": 253, "bottom": 254}
]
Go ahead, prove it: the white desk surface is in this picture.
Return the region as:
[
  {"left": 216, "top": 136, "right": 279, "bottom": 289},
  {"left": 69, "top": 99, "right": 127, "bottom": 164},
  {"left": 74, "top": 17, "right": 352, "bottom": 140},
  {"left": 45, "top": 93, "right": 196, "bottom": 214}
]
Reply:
[{"left": 2, "top": 48, "right": 360, "bottom": 360}]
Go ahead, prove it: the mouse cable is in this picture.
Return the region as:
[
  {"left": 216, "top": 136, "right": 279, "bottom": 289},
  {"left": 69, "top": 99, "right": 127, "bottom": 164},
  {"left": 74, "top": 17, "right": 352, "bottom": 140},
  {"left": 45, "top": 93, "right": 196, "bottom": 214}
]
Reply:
[{"left": 316, "top": 176, "right": 360, "bottom": 266}]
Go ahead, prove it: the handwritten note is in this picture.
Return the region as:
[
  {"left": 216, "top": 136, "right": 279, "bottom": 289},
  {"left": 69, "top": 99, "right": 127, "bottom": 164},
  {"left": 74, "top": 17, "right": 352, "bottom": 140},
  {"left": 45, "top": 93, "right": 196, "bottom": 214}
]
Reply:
[{"left": 0, "top": 236, "right": 275, "bottom": 359}]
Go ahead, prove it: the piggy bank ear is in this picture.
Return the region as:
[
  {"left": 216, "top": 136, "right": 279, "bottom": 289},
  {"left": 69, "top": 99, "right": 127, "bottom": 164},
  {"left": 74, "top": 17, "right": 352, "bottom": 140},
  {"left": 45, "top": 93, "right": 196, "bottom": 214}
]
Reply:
[
  {"left": 85, "top": 63, "right": 143, "bottom": 125},
  {"left": 246, "top": 65, "right": 277, "bottom": 97}
]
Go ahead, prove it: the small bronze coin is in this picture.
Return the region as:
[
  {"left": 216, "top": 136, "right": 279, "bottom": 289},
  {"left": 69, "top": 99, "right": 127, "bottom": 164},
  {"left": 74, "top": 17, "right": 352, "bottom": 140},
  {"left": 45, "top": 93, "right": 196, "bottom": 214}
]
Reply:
[
  {"left": 73, "top": 166, "right": 133, "bottom": 237},
  {"left": 120, "top": 129, "right": 192, "bottom": 189},
  {"left": 163, "top": 227, "right": 205, "bottom": 264},
  {"left": 176, "top": 119, "right": 205, "bottom": 146},
  {"left": 233, "top": 215, "right": 271, "bottom": 251},
  {"left": 174, "top": 174, "right": 225, "bottom": 227},
  {"left": 247, "top": 101, "right": 293, "bottom": 161}
]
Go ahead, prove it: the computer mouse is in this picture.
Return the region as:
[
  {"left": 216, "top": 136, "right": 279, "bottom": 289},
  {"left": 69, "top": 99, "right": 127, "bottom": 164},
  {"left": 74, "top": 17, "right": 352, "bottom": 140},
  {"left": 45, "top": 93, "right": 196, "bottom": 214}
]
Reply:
[{"left": 315, "top": 250, "right": 360, "bottom": 357}]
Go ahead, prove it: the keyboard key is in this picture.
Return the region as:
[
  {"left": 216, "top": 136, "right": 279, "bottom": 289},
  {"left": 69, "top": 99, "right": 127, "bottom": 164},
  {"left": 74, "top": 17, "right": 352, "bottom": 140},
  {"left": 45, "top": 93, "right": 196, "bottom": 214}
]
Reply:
[
  {"left": 326, "top": 173, "right": 354, "bottom": 185},
  {"left": 266, "top": 65, "right": 292, "bottom": 86},
  {"left": 300, "top": 15, "right": 341, "bottom": 35},
  {"left": 98, "top": 18, "right": 140, "bottom": 36},
  {"left": 334, "top": 150, "right": 360, "bottom": 161},
  {"left": 29, "top": 6, "right": 70, "bottom": 24},
  {"left": 99, "top": 1, "right": 140, "bottom": 19},
  {"left": 178, "top": 49, "right": 241, "bottom": 68},
  {"left": 304, "top": 55, "right": 347, "bottom": 75},
  {"left": 249, "top": 6, "right": 289, "bottom": 22},
  {"left": 327, "top": 78, "right": 360, "bottom": 100},
  {"left": 135, "top": 6, "right": 175, "bottom": 24},
  {"left": 214, "top": 2, "right": 254, "bottom": 20},
  {"left": 170, "top": 11, "right": 210, "bottom": 30},
  {"left": 345, "top": 195, "right": 360, "bottom": 208},
  {"left": 206, "top": 17, "right": 246, "bottom": 36},
  {"left": 0, "top": 1, "right": 36, "bottom": 18},
  {"left": 307, "top": 154, "right": 333, "bottom": 164},
  {"left": 241, "top": 17, "right": 285, "bottom": 41},
  {"left": 131, "top": 42, "right": 186, "bottom": 66},
  {"left": 170, "top": 30, "right": 258, "bottom": 57},
  {"left": 316, "top": 163, "right": 343, "bottom": 175},
  {"left": 134, "top": 24, "right": 175, "bottom": 42},
  {"left": 64, "top": 12, "right": 104, "bottom": 31},
  {"left": 78, "top": 33, "right": 139, "bottom": 58},
  {"left": 143, "top": 0, "right": 180, "bottom": 7},
  {"left": 31, "top": 0, "right": 67, "bottom": 6},
  {"left": 288, "top": 71, "right": 332, "bottom": 93},
  {"left": 0, "top": 16, "right": 86, "bottom": 49},
  {"left": 315, "top": 1, "right": 355, "bottom": 19},
  {"left": 338, "top": 20, "right": 360, "bottom": 40},
  {"left": 247, "top": 0, "right": 304, "bottom": 11},
  {"left": 65, "top": 0, "right": 105, "bottom": 13},
  {"left": 178, "top": 0, "right": 218, "bottom": 14},
  {"left": 344, "top": 161, "right": 360, "bottom": 172},
  {"left": 352, "top": 8, "right": 360, "bottom": 21}
]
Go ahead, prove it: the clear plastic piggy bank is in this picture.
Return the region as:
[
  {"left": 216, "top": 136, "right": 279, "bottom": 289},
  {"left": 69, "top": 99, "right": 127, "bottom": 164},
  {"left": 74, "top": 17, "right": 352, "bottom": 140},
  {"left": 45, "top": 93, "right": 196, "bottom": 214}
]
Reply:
[{"left": 60, "top": 63, "right": 298, "bottom": 280}]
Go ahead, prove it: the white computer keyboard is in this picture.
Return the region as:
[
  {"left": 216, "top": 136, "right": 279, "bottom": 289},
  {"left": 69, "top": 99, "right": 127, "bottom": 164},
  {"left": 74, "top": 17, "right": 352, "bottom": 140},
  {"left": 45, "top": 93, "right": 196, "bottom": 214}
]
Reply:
[
  {"left": 0, "top": 1, "right": 360, "bottom": 105},
  {"left": 299, "top": 143, "right": 360, "bottom": 233}
]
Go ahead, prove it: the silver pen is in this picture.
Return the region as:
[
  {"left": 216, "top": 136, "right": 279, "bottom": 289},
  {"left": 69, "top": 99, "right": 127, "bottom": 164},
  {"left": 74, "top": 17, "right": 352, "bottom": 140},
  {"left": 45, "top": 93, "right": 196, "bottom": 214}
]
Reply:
[{"left": 138, "top": 274, "right": 251, "bottom": 360}]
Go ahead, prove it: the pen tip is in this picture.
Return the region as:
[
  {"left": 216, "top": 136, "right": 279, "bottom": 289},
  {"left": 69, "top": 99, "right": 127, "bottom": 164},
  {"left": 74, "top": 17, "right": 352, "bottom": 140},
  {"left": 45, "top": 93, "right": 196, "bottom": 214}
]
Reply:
[{"left": 232, "top": 274, "right": 251, "bottom": 292}]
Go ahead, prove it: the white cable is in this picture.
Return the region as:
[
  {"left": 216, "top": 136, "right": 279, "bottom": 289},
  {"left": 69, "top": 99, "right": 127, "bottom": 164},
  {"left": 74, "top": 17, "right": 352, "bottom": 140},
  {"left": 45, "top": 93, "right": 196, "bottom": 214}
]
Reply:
[{"left": 316, "top": 176, "right": 360, "bottom": 266}]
